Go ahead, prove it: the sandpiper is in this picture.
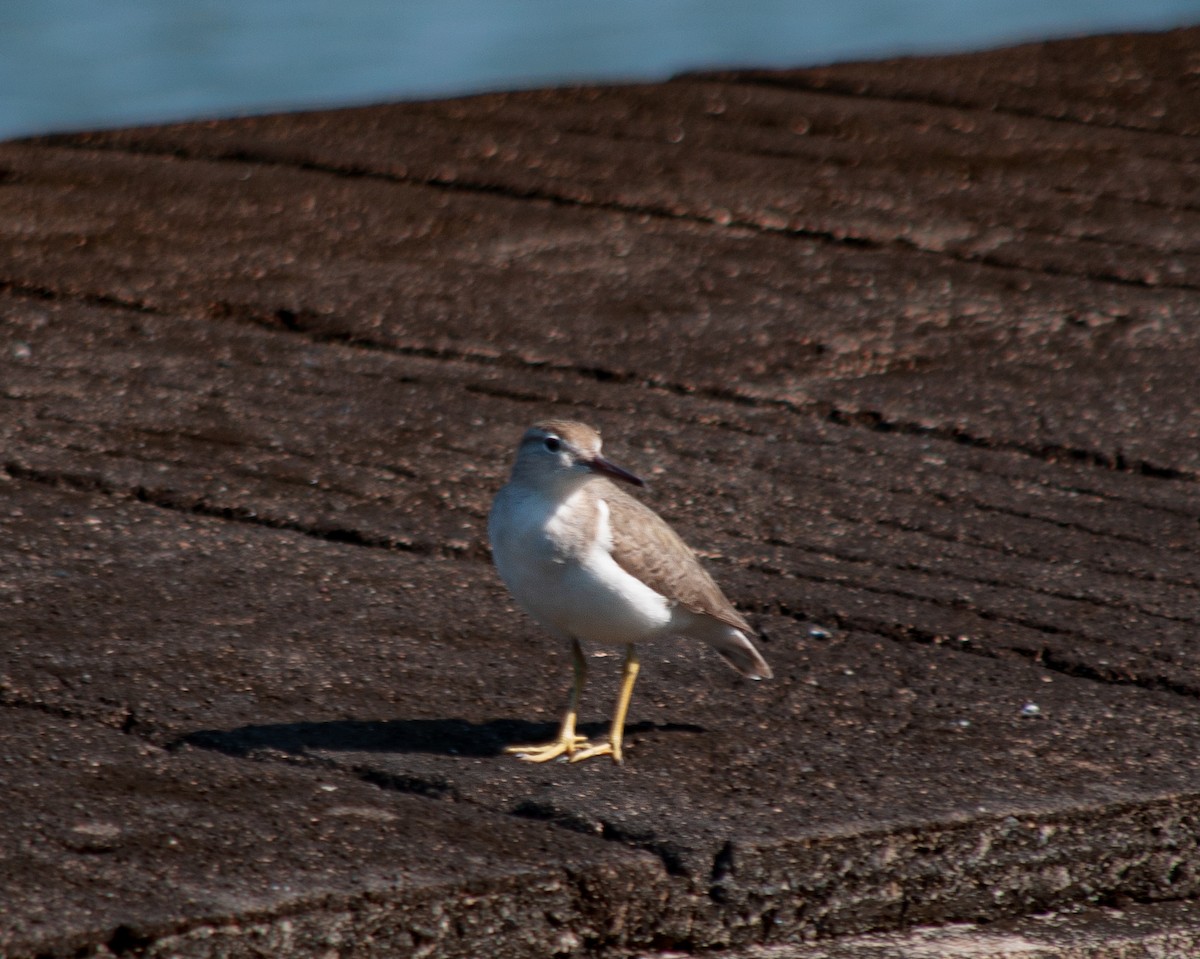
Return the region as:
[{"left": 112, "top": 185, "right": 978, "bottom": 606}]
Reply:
[{"left": 488, "top": 419, "right": 771, "bottom": 764}]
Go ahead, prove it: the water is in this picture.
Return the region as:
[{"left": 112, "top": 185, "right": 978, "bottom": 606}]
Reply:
[{"left": 2, "top": 0, "right": 1198, "bottom": 141}]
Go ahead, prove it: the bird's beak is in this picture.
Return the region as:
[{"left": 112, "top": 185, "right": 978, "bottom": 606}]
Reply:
[{"left": 588, "top": 455, "right": 646, "bottom": 487}]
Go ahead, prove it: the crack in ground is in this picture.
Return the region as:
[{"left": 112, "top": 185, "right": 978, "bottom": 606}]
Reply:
[
  {"left": 203, "top": 309, "right": 1200, "bottom": 494},
  {"left": 1049, "top": 181, "right": 1200, "bottom": 217},
  {"left": 10, "top": 434, "right": 1196, "bottom": 632},
  {"left": 31, "top": 407, "right": 424, "bottom": 490},
  {"left": 174, "top": 728, "right": 702, "bottom": 886},
  {"left": 781, "top": 600, "right": 1200, "bottom": 702},
  {"left": 968, "top": 248, "right": 1199, "bottom": 293},
  {"left": 510, "top": 799, "right": 695, "bottom": 880},
  {"left": 7, "top": 405, "right": 1198, "bottom": 618},
  {"left": 703, "top": 71, "right": 1200, "bottom": 143},
  {"left": 758, "top": 518, "right": 1200, "bottom": 627},
  {"left": 0, "top": 281, "right": 764, "bottom": 413},
  {"left": 15, "top": 440, "right": 1196, "bottom": 655},
  {"left": 26, "top": 134, "right": 1199, "bottom": 293},
  {"left": 850, "top": 514, "right": 1200, "bottom": 617},
  {"left": 0, "top": 688, "right": 137, "bottom": 731},
  {"left": 9, "top": 389, "right": 1200, "bottom": 652},
  {"left": 1, "top": 640, "right": 730, "bottom": 893},
  {"left": 172, "top": 730, "right": 466, "bottom": 804},
  {"left": 1008, "top": 645, "right": 1200, "bottom": 699},
  {"left": 1038, "top": 479, "right": 1200, "bottom": 523},
  {"left": 824, "top": 406, "right": 1195, "bottom": 483},
  {"left": 0, "top": 277, "right": 159, "bottom": 315},
  {"left": 757, "top": 557, "right": 1200, "bottom": 696},
  {"left": 963, "top": 499, "right": 1200, "bottom": 559},
  {"left": 9, "top": 549, "right": 1200, "bottom": 946},
  {"left": 1, "top": 460, "right": 469, "bottom": 558},
  {"left": 885, "top": 491, "right": 1200, "bottom": 565},
  {"left": 3, "top": 279, "right": 1196, "bottom": 489},
  {"left": 753, "top": 557, "right": 1081, "bottom": 640},
  {"left": 217, "top": 301, "right": 773, "bottom": 411}
]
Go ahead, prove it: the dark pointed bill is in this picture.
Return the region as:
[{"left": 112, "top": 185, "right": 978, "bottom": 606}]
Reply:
[{"left": 588, "top": 455, "right": 645, "bottom": 487}]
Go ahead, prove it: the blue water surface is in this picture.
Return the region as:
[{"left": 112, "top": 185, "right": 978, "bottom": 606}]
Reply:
[{"left": 2, "top": 0, "right": 1198, "bottom": 140}]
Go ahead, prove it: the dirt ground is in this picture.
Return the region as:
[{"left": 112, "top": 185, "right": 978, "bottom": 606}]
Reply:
[{"left": 2, "top": 26, "right": 1199, "bottom": 959}]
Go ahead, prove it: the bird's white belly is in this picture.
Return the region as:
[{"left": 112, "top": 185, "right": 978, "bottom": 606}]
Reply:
[{"left": 490, "top": 487, "right": 671, "bottom": 646}]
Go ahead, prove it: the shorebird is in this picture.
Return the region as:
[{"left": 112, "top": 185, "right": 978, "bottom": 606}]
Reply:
[{"left": 488, "top": 419, "right": 771, "bottom": 764}]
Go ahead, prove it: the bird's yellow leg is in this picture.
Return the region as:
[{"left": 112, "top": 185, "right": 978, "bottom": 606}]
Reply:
[
  {"left": 571, "top": 644, "right": 640, "bottom": 765},
  {"left": 506, "top": 639, "right": 593, "bottom": 762}
]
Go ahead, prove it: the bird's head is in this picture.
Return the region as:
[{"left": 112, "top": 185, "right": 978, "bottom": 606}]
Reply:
[{"left": 510, "top": 420, "right": 645, "bottom": 490}]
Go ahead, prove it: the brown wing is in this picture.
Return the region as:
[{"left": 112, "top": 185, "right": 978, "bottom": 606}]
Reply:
[{"left": 603, "top": 484, "right": 754, "bottom": 634}]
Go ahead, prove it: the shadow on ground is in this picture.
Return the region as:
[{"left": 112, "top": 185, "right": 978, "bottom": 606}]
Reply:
[{"left": 175, "top": 717, "right": 707, "bottom": 759}]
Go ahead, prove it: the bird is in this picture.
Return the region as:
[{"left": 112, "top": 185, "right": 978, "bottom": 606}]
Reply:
[{"left": 487, "top": 419, "right": 771, "bottom": 764}]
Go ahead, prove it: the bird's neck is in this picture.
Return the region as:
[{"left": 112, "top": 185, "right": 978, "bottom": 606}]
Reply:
[{"left": 509, "top": 464, "right": 595, "bottom": 501}]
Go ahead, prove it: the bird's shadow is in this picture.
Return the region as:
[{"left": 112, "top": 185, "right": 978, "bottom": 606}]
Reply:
[{"left": 174, "top": 717, "right": 706, "bottom": 760}]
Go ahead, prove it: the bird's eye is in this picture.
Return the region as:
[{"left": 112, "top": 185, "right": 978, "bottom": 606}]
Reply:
[{"left": 543, "top": 436, "right": 562, "bottom": 453}]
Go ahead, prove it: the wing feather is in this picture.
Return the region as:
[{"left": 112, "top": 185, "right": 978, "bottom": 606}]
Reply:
[{"left": 602, "top": 483, "right": 754, "bottom": 634}]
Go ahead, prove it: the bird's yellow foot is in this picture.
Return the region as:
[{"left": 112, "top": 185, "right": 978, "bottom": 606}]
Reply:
[
  {"left": 504, "top": 734, "right": 590, "bottom": 763},
  {"left": 569, "top": 740, "right": 622, "bottom": 764}
]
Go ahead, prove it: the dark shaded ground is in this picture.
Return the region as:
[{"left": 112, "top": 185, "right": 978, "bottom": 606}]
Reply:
[{"left": 2, "top": 26, "right": 1200, "bottom": 959}]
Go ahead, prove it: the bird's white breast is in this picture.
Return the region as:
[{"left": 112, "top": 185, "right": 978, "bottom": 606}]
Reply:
[{"left": 489, "top": 482, "right": 672, "bottom": 646}]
